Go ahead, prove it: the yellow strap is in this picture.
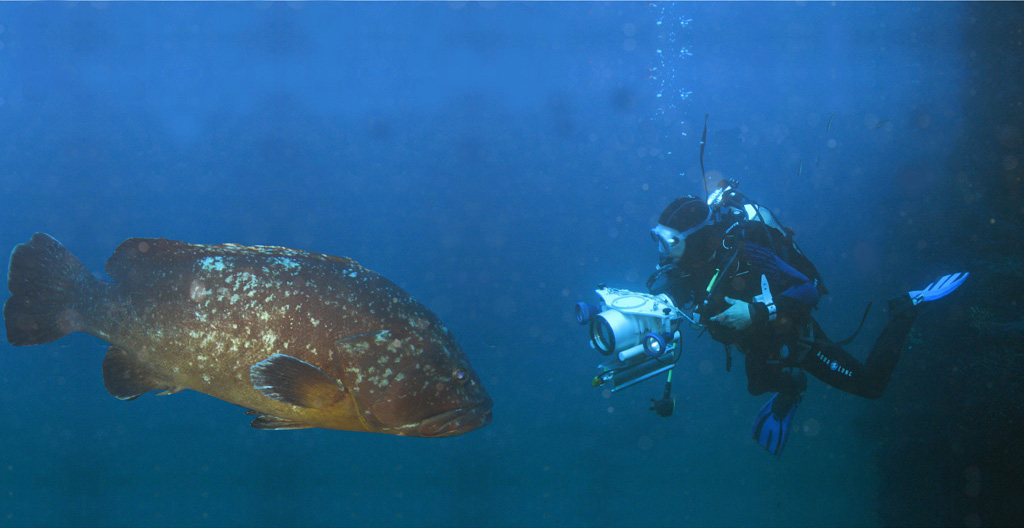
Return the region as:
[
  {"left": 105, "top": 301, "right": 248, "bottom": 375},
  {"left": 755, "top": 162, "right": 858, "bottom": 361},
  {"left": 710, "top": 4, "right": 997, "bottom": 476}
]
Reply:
[{"left": 706, "top": 268, "right": 722, "bottom": 294}]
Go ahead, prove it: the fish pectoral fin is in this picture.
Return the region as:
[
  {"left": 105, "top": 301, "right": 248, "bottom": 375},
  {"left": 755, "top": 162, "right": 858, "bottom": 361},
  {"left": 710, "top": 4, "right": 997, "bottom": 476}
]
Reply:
[
  {"left": 250, "top": 353, "right": 347, "bottom": 410},
  {"left": 102, "top": 346, "right": 173, "bottom": 401},
  {"left": 249, "top": 414, "right": 314, "bottom": 430}
]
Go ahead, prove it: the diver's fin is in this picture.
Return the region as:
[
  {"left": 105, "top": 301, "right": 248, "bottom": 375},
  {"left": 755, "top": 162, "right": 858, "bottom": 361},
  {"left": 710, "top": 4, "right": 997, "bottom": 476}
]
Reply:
[
  {"left": 249, "top": 414, "right": 314, "bottom": 430},
  {"left": 250, "top": 353, "right": 347, "bottom": 410},
  {"left": 909, "top": 272, "right": 969, "bottom": 306},
  {"left": 102, "top": 346, "right": 176, "bottom": 400},
  {"left": 751, "top": 393, "right": 799, "bottom": 456}
]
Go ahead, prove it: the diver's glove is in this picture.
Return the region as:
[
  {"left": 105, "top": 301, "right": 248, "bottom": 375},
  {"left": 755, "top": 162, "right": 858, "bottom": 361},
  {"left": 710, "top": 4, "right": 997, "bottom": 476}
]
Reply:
[{"left": 908, "top": 272, "right": 969, "bottom": 306}]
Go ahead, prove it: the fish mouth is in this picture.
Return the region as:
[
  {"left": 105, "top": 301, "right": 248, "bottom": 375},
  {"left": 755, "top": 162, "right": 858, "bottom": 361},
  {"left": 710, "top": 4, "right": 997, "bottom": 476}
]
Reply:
[{"left": 419, "top": 404, "right": 493, "bottom": 437}]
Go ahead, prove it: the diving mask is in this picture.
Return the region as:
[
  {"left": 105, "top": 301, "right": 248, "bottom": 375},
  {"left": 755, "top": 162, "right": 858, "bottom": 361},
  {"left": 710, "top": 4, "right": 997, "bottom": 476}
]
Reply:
[{"left": 651, "top": 210, "right": 712, "bottom": 259}]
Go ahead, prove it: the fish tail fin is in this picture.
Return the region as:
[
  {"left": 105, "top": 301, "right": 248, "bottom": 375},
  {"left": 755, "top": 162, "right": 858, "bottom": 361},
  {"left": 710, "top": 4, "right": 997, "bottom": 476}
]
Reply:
[{"left": 5, "top": 233, "right": 104, "bottom": 346}]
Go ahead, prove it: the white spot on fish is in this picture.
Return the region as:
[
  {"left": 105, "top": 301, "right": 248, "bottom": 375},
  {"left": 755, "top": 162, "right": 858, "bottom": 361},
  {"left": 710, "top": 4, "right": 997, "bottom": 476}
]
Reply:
[
  {"left": 199, "top": 256, "right": 226, "bottom": 272},
  {"left": 275, "top": 257, "right": 301, "bottom": 271}
]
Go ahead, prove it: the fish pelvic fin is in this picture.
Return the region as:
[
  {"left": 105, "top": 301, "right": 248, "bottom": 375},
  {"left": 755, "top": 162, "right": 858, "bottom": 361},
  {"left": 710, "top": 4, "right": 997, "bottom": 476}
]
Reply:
[
  {"left": 249, "top": 414, "right": 314, "bottom": 430},
  {"left": 102, "top": 346, "right": 177, "bottom": 400},
  {"left": 250, "top": 354, "right": 348, "bottom": 410},
  {"left": 5, "top": 233, "right": 106, "bottom": 346}
]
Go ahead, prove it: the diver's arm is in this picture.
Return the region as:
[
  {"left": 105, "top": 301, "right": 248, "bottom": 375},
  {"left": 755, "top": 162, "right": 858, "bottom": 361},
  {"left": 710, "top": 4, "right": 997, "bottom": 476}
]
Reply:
[
  {"left": 757, "top": 295, "right": 814, "bottom": 324},
  {"left": 710, "top": 296, "right": 753, "bottom": 330},
  {"left": 743, "top": 243, "right": 820, "bottom": 329},
  {"left": 774, "top": 258, "right": 820, "bottom": 308},
  {"left": 710, "top": 239, "right": 824, "bottom": 331},
  {"left": 710, "top": 292, "right": 812, "bottom": 332}
]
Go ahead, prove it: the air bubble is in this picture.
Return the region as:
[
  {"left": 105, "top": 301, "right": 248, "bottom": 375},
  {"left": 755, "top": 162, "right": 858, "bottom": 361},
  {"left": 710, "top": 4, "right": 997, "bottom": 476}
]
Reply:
[{"left": 650, "top": 2, "right": 693, "bottom": 150}]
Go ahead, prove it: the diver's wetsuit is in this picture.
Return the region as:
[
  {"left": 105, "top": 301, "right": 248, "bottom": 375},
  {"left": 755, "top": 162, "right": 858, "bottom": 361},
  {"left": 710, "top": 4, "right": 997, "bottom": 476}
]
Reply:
[
  {"left": 655, "top": 222, "right": 918, "bottom": 401},
  {"left": 787, "top": 296, "right": 917, "bottom": 399}
]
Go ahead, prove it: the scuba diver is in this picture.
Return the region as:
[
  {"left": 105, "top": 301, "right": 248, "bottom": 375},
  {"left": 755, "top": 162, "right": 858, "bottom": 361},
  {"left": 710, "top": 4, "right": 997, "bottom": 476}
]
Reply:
[{"left": 646, "top": 181, "right": 968, "bottom": 455}]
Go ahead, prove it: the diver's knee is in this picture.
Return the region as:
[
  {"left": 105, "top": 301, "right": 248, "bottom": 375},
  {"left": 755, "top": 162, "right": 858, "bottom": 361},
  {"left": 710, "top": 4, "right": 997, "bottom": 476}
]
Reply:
[
  {"left": 860, "top": 385, "right": 886, "bottom": 400},
  {"left": 747, "top": 378, "right": 771, "bottom": 396}
]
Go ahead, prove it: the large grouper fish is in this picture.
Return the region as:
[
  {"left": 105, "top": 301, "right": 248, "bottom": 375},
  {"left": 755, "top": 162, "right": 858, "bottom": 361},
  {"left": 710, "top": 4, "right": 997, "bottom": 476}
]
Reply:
[{"left": 4, "top": 233, "right": 492, "bottom": 437}]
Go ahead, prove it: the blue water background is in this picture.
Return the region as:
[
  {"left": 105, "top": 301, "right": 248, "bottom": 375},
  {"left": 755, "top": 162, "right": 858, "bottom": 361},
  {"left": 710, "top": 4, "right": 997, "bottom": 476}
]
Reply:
[{"left": 0, "top": 3, "right": 1016, "bottom": 527}]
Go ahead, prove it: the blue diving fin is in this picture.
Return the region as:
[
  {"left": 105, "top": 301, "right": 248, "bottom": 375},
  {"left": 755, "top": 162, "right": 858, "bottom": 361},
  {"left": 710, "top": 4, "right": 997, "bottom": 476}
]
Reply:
[
  {"left": 751, "top": 393, "right": 798, "bottom": 456},
  {"left": 908, "top": 272, "right": 968, "bottom": 306}
]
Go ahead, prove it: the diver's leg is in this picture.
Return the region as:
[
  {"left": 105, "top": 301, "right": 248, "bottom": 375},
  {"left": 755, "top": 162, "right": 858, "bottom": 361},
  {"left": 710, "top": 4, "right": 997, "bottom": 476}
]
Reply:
[
  {"left": 860, "top": 296, "right": 918, "bottom": 396},
  {"left": 800, "top": 302, "right": 918, "bottom": 399},
  {"left": 798, "top": 273, "right": 967, "bottom": 398},
  {"left": 800, "top": 334, "right": 877, "bottom": 398},
  {"left": 746, "top": 345, "right": 807, "bottom": 398},
  {"left": 744, "top": 348, "right": 778, "bottom": 396}
]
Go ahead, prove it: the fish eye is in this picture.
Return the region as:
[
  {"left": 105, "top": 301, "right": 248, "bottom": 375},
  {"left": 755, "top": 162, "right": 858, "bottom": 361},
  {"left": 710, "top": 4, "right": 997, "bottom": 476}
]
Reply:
[{"left": 453, "top": 369, "right": 467, "bottom": 382}]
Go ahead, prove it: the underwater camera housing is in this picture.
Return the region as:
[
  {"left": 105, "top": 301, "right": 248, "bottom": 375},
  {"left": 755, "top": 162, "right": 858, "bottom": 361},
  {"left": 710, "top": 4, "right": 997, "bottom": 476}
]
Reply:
[{"left": 575, "top": 287, "right": 684, "bottom": 392}]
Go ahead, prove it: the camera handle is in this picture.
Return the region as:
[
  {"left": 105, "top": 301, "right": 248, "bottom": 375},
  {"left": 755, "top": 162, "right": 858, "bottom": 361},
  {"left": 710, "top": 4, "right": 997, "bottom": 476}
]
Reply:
[{"left": 649, "top": 369, "right": 675, "bottom": 417}]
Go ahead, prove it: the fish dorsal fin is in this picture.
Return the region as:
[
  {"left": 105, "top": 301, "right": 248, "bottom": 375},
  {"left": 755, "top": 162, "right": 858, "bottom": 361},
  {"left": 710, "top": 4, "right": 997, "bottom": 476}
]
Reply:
[
  {"left": 105, "top": 237, "right": 359, "bottom": 283},
  {"left": 102, "top": 346, "right": 175, "bottom": 400},
  {"left": 105, "top": 238, "right": 200, "bottom": 283},
  {"left": 250, "top": 354, "right": 347, "bottom": 410}
]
